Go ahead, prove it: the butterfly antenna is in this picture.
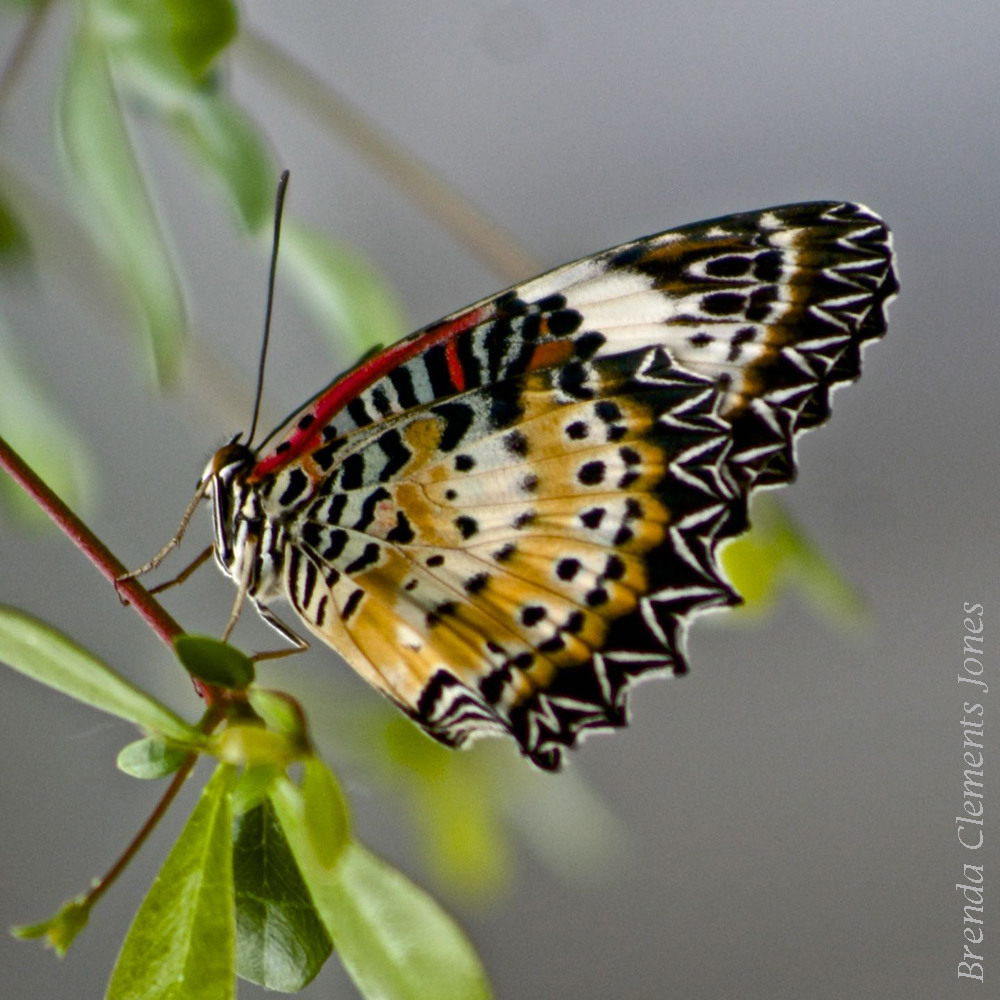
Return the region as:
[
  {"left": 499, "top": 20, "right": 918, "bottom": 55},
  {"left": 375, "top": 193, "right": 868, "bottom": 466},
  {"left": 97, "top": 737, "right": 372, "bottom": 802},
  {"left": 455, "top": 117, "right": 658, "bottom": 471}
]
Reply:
[{"left": 247, "top": 169, "right": 291, "bottom": 448}]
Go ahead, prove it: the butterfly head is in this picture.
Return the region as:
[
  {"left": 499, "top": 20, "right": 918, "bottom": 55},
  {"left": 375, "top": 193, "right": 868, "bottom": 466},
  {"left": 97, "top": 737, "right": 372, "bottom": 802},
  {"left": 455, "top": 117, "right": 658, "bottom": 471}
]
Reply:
[
  {"left": 202, "top": 437, "right": 260, "bottom": 580},
  {"left": 206, "top": 437, "right": 255, "bottom": 481}
]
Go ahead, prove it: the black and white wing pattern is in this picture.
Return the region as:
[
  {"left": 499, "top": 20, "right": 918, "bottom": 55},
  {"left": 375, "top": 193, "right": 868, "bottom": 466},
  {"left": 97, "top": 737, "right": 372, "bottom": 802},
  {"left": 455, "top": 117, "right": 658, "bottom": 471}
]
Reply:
[{"left": 221, "top": 201, "right": 897, "bottom": 769}]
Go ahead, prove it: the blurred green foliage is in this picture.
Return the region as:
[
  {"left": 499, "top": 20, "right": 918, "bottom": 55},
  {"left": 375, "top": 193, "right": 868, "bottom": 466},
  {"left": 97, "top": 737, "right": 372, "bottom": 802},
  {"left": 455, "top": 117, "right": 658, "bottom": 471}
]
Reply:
[{"left": 3, "top": 610, "right": 494, "bottom": 998}]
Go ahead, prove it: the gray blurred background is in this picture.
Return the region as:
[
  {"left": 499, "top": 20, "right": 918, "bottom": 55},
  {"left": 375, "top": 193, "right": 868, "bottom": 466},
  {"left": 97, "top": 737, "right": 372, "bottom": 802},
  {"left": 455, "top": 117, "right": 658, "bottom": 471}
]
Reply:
[{"left": 1, "top": 1, "right": 997, "bottom": 997}]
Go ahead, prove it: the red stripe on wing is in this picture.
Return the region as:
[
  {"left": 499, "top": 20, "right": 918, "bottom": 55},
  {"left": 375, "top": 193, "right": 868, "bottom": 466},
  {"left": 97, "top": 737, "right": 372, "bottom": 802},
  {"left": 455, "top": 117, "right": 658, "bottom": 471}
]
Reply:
[
  {"left": 444, "top": 338, "right": 466, "bottom": 393},
  {"left": 251, "top": 304, "right": 489, "bottom": 479}
]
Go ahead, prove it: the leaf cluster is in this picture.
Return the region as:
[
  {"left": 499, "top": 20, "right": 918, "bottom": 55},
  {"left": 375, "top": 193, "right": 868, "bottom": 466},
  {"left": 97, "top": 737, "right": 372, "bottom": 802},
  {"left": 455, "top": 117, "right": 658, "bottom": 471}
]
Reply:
[{"left": 2, "top": 610, "right": 492, "bottom": 999}]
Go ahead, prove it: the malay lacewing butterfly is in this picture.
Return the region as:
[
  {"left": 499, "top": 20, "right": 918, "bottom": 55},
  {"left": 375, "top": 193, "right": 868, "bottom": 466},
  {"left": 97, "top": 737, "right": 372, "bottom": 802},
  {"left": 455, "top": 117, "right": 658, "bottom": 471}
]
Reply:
[{"left": 128, "top": 176, "right": 897, "bottom": 769}]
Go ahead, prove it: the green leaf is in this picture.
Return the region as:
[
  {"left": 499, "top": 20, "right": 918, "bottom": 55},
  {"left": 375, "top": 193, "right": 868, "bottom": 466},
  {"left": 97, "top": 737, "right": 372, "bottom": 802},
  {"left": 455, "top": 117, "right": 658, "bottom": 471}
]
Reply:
[
  {"left": 117, "top": 736, "right": 190, "bottom": 779},
  {"left": 106, "top": 764, "right": 237, "bottom": 1000},
  {"left": 281, "top": 221, "right": 408, "bottom": 358},
  {"left": 13, "top": 896, "right": 90, "bottom": 956},
  {"left": 0, "top": 317, "right": 96, "bottom": 524},
  {"left": 232, "top": 763, "right": 281, "bottom": 816},
  {"left": 272, "top": 779, "right": 492, "bottom": 1000},
  {"left": 0, "top": 605, "right": 203, "bottom": 743},
  {"left": 58, "top": 32, "right": 187, "bottom": 383},
  {"left": 302, "top": 758, "right": 351, "bottom": 869},
  {"left": 214, "top": 723, "right": 301, "bottom": 769},
  {"left": 168, "top": 92, "right": 274, "bottom": 233},
  {"left": 247, "top": 687, "right": 306, "bottom": 740},
  {"left": 233, "top": 799, "right": 332, "bottom": 991},
  {"left": 91, "top": 0, "right": 237, "bottom": 87},
  {"left": 173, "top": 634, "right": 254, "bottom": 689},
  {"left": 84, "top": 2, "right": 270, "bottom": 233},
  {"left": 163, "top": 0, "right": 238, "bottom": 78},
  {"left": 719, "top": 527, "right": 782, "bottom": 607}
]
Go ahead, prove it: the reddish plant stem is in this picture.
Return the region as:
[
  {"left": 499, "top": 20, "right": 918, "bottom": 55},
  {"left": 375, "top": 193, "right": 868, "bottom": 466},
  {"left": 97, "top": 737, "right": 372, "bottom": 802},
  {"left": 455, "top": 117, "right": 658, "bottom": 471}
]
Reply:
[
  {"left": 0, "top": 433, "right": 184, "bottom": 647},
  {"left": 81, "top": 701, "right": 226, "bottom": 914},
  {"left": 84, "top": 748, "right": 198, "bottom": 910},
  {"left": 0, "top": 435, "right": 236, "bottom": 913}
]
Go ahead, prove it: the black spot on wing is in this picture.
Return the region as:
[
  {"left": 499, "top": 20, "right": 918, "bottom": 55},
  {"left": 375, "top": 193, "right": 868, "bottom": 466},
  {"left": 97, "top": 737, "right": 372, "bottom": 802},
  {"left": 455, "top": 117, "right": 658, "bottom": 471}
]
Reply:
[
  {"left": 346, "top": 397, "right": 373, "bottom": 428},
  {"left": 279, "top": 468, "right": 309, "bottom": 506},
  {"left": 423, "top": 344, "right": 455, "bottom": 398},
  {"left": 301, "top": 559, "right": 318, "bottom": 608},
  {"left": 455, "top": 327, "right": 482, "bottom": 387},
  {"left": 702, "top": 292, "right": 745, "bottom": 316},
  {"left": 537, "top": 293, "right": 567, "bottom": 312},
  {"left": 353, "top": 487, "right": 391, "bottom": 531},
  {"left": 504, "top": 430, "right": 529, "bottom": 456},
  {"left": 547, "top": 309, "right": 583, "bottom": 336},
  {"left": 485, "top": 380, "right": 524, "bottom": 430},
  {"left": 313, "top": 437, "right": 347, "bottom": 472},
  {"left": 578, "top": 461, "right": 605, "bottom": 485},
  {"left": 455, "top": 516, "right": 479, "bottom": 539},
  {"left": 340, "top": 453, "right": 364, "bottom": 490},
  {"left": 703, "top": 255, "right": 750, "bottom": 278},
  {"left": 345, "top": 542, "right": 381, "bottom": 574},
  {"left": 557, "top": 558, "right": 580, "bottom": 581},
  {"left": 479, "top": 665, "right": 511, "bottom": 705},
  {"left": 753, "top": 249, "right": 782, "bottom": 282},
  {"left": 432, "top": 401, "right": 475, "bottom": 452},
  {"left": 521, "top": 605, "right": 546, "bottom": 627},
  {"left": 377, "top": 428, "right": 411, "bottom": 481},
  {"left": 387, "top": 512, "right": 415, "bottom": 544},
  {"left": 370, "top": 386, "right": 393, "bottom": 417},
  {"left": 322, "top": 530, "right": 349, "bottom": 561},
  {"left": 573, "top": 331, "right": 606, "bottom": 357},
  {"left": 342, "top": 588, "right": 364, "bottom": 621},
  {"left": 557, "top": 362, "right": 594, "bottom": 399},
  {"left": 746, "top": 285, "right": 777, "bottom": 322},
  {"left": 387, "top": 365, "right": 419, "bottom": 409}
]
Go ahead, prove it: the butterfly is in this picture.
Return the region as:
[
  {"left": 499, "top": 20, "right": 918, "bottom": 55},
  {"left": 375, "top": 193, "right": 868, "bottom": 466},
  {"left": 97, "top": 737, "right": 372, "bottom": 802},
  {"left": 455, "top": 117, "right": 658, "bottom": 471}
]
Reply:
[{"left": 136, "top": 201, "right": 897, "bottom": 770}]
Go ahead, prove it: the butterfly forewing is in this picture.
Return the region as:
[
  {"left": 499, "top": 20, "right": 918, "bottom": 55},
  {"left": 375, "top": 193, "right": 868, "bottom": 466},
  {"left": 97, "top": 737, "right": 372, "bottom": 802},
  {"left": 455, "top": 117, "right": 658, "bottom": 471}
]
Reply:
[{"left": 217, "top": 201, "right": 896, "bottom": 769}]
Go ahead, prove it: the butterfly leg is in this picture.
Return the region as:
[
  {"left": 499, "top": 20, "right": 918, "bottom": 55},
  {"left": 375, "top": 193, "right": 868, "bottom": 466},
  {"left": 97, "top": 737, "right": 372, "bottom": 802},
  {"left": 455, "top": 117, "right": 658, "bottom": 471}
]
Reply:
[
  {"left": 221, "top": 574, "right": 248, "bottom": 644},
  {"left": 117, "top": 479, "right": 209, "bottom": 585},
  {"left": 250, "top": 601, "right": 311, "bottom": 662},
  {"left": 146, "top": 545, "right": 214, "bottom": 595}
]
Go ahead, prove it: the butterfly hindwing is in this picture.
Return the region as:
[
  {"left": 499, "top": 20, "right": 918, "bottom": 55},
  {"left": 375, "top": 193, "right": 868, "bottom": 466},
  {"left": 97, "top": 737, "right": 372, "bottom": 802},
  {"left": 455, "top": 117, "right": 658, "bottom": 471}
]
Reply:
[{"left": 242, "top": 201, "right": 896, "bottom": 768}]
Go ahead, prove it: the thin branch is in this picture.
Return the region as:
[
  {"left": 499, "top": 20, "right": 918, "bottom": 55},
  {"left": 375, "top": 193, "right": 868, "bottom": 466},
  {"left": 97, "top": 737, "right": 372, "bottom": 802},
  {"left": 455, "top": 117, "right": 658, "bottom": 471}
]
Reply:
[
  {"left": 78, "top": 703, "right": 224, "bottom": 915},
  {"left": 0, "top": 0, "right": 53, "bottom": 117},
  {"left": 84, "top": 749, "right": 198, "bottom": 910},
  {"left": 0, "top": 433, "right": 183, "bottom": 648},
  {"left": 238, "top": 27, "right": 543, "bottom": 284}
]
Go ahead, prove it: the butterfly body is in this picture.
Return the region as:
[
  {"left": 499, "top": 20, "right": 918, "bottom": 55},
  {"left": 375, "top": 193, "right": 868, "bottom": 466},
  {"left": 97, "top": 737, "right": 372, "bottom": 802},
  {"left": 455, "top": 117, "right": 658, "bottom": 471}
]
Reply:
[{"left": 196, "top": 201, "right": 897, "bottom": 769}]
